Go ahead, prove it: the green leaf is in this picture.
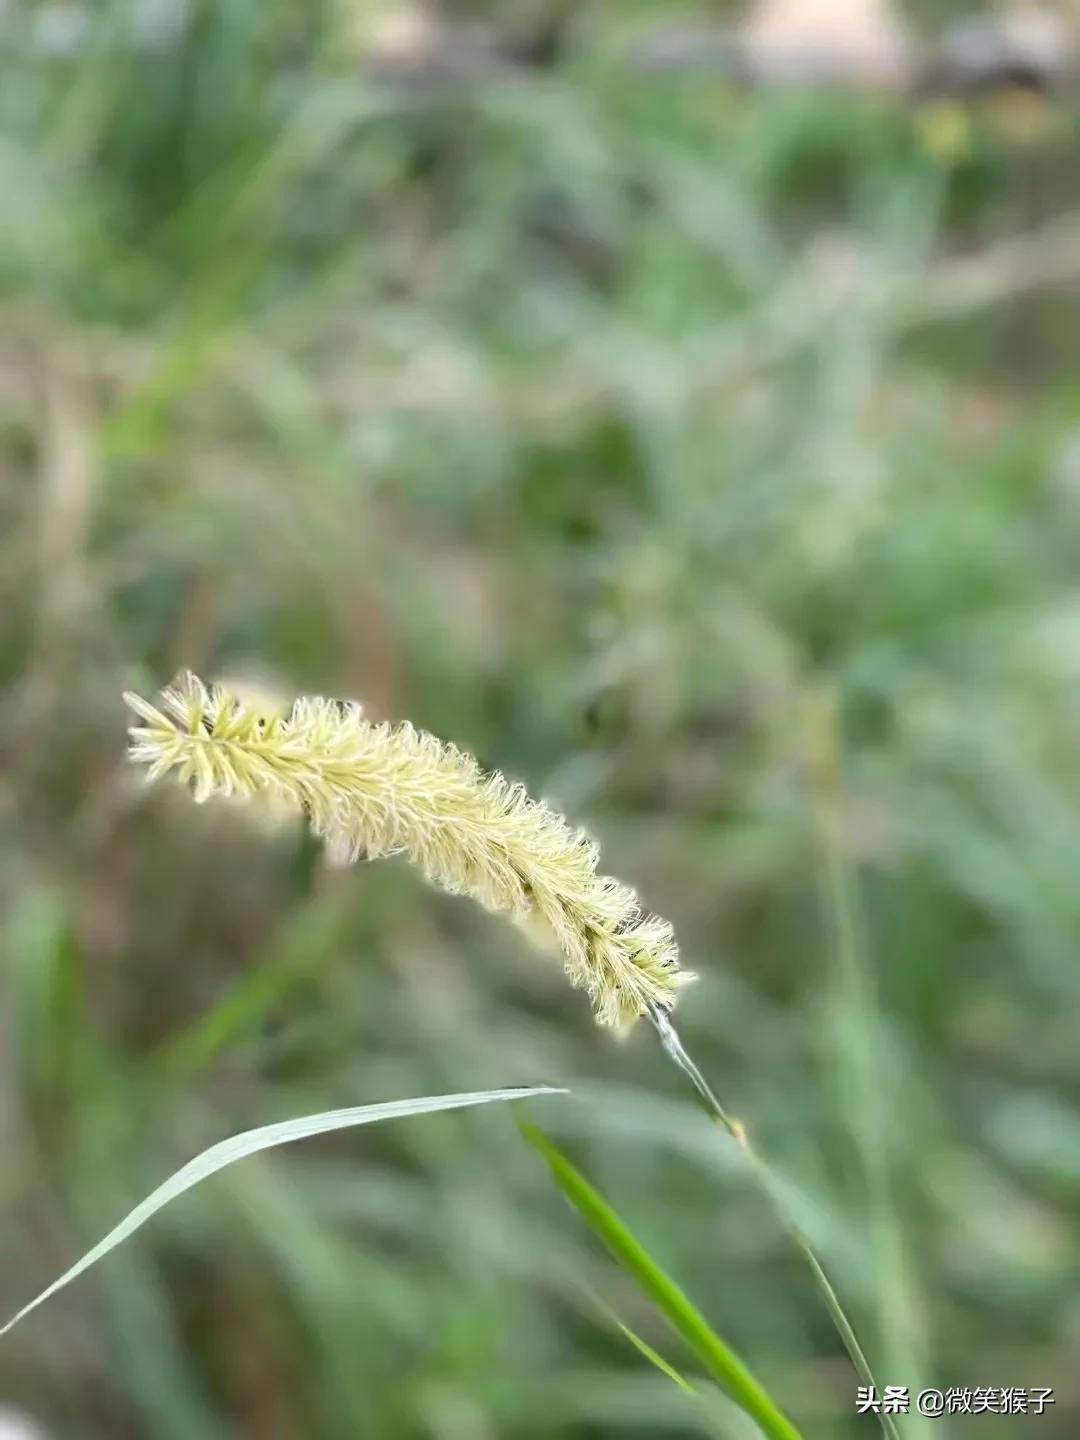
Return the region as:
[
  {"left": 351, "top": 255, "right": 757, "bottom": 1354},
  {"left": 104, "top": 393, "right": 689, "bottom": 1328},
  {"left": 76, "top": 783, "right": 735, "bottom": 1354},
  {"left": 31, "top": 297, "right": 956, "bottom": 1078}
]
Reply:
[
  {"left": 615, "top": 1319, "right": 697, "bottom": 1395},
  {"left": 520, "top": 1120, "right": 804, "bottom": 1440},
  {"left": 2, "top": 1087, "right": 565, "bottom": 1336}
]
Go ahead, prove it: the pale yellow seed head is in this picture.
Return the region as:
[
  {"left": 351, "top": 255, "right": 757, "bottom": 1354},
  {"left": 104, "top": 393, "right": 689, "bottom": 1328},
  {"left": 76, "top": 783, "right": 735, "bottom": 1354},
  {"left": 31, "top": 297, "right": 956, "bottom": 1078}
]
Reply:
[{"left": 124, "top": 672, "right": 693, "bottom": 1027}]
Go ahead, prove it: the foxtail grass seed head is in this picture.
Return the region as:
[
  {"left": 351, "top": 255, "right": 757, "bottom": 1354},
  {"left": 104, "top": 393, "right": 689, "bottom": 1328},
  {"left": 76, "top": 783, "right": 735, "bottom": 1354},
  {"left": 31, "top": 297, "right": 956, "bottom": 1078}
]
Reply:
[{"left": 124, "top": 673, "right": 692, "bottom": 1027}]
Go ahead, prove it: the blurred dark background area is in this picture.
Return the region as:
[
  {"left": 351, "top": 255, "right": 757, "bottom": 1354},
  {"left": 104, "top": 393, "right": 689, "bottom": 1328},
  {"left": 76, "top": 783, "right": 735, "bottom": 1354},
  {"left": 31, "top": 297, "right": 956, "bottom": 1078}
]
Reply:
[{"left": 3, "top": 1, "right": 1080, "bottom": 1436}]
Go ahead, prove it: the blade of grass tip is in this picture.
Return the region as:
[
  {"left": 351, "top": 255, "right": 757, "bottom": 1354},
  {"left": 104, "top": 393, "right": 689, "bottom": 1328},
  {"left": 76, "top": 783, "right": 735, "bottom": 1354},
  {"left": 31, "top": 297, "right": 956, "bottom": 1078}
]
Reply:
[
  {"left": 616, "top": 1319, "right": 697, "bottom": 1395},
  {"left": 2, "top": 1087, "right": 565, "bottom": 1336},
  {"left": 646, "top": 1007, "right": 902, "bottom": 1440},
  {"left": 613, "top": 1314, "right": 756, "bottom": 1440},
  {"left": 587, "top": 1287, "right": 698, "bottom": 1397},
  {"left": 520, "top": 1119, "right": 804, "bottom": 1440}
]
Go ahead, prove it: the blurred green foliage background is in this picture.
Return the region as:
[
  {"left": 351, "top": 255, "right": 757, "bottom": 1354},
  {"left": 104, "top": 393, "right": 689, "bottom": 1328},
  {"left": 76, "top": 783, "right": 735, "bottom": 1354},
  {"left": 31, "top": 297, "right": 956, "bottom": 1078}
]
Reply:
[{"left": 3, "top": 1, "right": 1080, "bottom": 1436}]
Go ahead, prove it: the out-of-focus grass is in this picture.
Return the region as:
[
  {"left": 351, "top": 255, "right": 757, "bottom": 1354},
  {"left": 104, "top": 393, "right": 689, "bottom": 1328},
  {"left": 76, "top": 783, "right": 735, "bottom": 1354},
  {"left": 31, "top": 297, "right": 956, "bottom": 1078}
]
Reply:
[{"left": 3, "top": 1, "right": 1080, "bottom": 1436}]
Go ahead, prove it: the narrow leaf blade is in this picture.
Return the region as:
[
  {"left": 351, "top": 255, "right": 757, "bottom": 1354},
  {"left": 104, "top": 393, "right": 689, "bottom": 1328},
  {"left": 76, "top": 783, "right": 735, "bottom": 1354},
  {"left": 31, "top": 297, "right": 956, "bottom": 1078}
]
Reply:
[
  {"left": 3, "top": 1087, "right": 565, "bottom": 1335},
  {"left": 616, "top": 1320, "right": 697, "bottom": 1395},
  {"left": 520, "top": 1120, "right": 803, "bottom": 1440}
]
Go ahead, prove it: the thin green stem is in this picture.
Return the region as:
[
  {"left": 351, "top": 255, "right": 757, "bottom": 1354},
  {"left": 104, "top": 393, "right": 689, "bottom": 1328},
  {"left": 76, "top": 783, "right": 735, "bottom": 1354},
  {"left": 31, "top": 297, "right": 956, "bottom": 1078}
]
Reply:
[
  {"left": 647, "top": 1004, "right": 902, "bottom": 1440},
  {"left": 804, "top": 686, "right": 926, "bottom": 1433}
]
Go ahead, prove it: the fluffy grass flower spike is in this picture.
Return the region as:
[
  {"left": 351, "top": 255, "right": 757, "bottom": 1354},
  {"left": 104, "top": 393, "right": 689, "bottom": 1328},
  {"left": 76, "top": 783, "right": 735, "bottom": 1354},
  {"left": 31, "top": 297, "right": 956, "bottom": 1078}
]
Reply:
[{"left": 124, "top": 672, "right": 691, "bottom": 1026}]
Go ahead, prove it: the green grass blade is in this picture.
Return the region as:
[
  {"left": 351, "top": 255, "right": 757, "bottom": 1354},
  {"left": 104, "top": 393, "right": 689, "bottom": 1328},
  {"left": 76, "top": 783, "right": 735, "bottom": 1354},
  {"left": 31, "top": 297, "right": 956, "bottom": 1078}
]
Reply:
[
  {"left": 615, "top": 1320, "right": 697, "bottom": 1395},
  {"left": 2, "top": 1087, "right": 565, "bottom": 1336},
  {"left": 520, "top": 1121, "right": 804, "bottom": 1440}
]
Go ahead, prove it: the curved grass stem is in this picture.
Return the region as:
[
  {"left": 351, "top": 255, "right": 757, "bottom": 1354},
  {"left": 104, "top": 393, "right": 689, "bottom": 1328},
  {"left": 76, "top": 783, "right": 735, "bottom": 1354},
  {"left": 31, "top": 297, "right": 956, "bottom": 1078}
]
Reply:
[{"left": 647, "top": 1004, "right": 903, "bottom": 1440}]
